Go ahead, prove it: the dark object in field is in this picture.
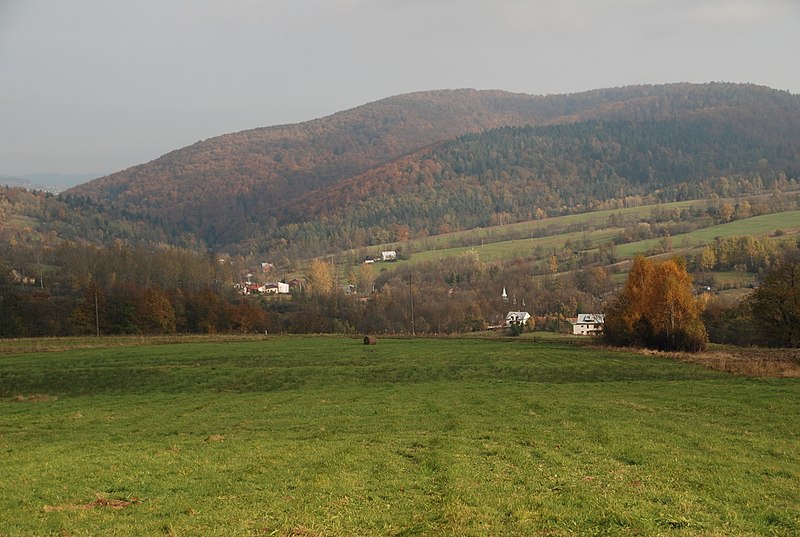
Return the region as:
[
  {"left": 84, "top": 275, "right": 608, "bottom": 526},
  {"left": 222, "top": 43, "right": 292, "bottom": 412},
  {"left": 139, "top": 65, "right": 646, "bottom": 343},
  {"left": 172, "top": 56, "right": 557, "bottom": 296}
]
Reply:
[{"left": 364, "top": 335, "right": 378, "bottom": 345}]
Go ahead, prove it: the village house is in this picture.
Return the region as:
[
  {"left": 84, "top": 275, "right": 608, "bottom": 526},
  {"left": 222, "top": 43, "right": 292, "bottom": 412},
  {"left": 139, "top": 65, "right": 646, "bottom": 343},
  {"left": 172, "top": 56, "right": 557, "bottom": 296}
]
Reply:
[
  {"left": 235, "top": 282, "right": 267, "bottom": 295},
  {"left": 264, "top": 282, "right": 290, "bottom": 294},
  {"left": 381, "top": 250, "right": 397, "bottom": 261},
  {"left": 8, "top": 270, "right": 35, "bottom": 286},
  {"left": 571, "top": 313, "right": 605, "bottom": 335},
  {"left": 505, "top": 311, "right": 531, "bottom": 327},
  {"left": 235, "top": 281, "right": 290, "bottom": 295}
]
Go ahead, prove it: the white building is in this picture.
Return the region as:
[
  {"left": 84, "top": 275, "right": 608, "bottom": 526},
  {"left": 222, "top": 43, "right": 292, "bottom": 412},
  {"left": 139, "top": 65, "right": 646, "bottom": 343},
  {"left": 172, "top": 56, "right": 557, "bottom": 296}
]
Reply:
[
  {"left": 264, "top": 282, "right": 290, "bottom": 294},
  {"left": 505, "top": 311, "right": 531, "bottom": 327},
  {"left": 571, "top": 313, "right": 605, "bottom": 335},
  {"left": 381, "top": 250, "right": 397, "bottom": 261}
]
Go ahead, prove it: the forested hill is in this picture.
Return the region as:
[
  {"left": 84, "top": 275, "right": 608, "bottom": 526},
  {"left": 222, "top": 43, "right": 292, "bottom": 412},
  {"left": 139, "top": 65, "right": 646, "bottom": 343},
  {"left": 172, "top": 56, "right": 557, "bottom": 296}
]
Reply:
[
  {"left": 65, "top": 83, "right": 799, "bottom": 255},
  {"left": 285, "top": 103, "right": 800, "bottom": 248}
]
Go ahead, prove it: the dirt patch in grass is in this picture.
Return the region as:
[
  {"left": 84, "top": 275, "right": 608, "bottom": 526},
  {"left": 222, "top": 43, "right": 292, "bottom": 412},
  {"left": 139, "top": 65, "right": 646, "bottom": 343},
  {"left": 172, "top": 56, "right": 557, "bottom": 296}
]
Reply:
[
  {"left": 585, "top": 339, "right": 800, "bottom": 377},
  {"left": 9, "top": 394, "right": 57, "bottom": 403},
  {"left": 641, "top": 347, "right": 800, "bottom": 378},
  {"left": 44, "top": 496, "right": 140, "bottom": 512}
]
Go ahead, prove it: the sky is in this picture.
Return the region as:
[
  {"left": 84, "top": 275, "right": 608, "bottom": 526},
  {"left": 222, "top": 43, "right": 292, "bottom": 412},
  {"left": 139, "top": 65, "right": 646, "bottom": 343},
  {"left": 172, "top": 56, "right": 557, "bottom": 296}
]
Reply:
[{"left": 1, "top": 0, "right": 799, "bottom": 178}]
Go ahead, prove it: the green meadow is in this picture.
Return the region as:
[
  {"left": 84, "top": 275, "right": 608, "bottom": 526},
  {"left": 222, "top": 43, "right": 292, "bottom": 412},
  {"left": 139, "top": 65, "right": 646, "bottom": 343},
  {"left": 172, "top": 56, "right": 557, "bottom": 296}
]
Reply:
[
  {"left": 1, "top": 337, "right": 798, "bottom": 536},
  {"left": 355, "top": 200, "right": 706, "bottom": 259},
  {"left": 353, "top": 208, "right": 800, "bottom": 274},
  {"left": 614, "top": 211, "right": 800, "bottom": 259}
]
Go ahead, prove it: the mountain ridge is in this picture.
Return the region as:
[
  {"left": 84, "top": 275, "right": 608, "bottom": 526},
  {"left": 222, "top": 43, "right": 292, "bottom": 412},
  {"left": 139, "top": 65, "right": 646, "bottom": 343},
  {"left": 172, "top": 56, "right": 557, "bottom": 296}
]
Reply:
[{"left": 64, "top": 83, "right": 799, "bottom": 255}]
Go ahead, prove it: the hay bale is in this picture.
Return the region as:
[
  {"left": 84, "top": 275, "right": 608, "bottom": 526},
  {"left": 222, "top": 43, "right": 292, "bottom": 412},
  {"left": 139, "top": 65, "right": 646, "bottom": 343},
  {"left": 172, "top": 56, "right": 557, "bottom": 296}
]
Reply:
[{"left": 363, "top": 335, "right": 378, "bottom": 345}]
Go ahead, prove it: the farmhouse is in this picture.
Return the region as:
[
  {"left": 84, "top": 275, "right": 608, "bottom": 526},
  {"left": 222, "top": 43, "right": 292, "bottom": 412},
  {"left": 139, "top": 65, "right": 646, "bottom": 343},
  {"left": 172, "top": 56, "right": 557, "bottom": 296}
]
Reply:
[
  {"left": 236, "top": 282, "right": 267, "bottom": 295},
  {"left": 505, "top": 311, "right": 531, "bottom": 327},
  {"left": 234, "top": 281, "right": 290, "bottom": 295},
  {"left": 571, "top": 313, "right": 605, "bottom": 335},
  {"left": 264, "top": 282, "right": 290, "bottom": 294},
  {"left": 381, "top": 250, "right": 397, "bottom": 261}
]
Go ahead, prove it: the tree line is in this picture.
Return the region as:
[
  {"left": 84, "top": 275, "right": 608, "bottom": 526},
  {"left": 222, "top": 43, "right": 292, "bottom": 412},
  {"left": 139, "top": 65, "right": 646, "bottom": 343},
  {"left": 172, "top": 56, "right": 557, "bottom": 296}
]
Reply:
[{"left": 4, "top": 218, "right": 800, "bottom": 349}]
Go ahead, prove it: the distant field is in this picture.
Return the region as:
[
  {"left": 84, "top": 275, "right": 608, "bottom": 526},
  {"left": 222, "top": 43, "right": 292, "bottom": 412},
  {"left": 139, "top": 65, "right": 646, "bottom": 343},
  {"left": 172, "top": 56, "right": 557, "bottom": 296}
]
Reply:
[
  {"left": 614, "top": 211, "right": 800, "bottom": 259},
  {"left": 388, "top": 228, "right": 620, "bottom": 269},
  {"left": 706, "top": 271, "right": 759, "bottom": 288},
  {"left": 1, "top": 337, "right": 798, "bottom": 535},
  {"left": 364, "top": 209, "right": 800, "bottom": 275},
  {"left": 362, "top": 200, "right": 705, "bottom": 256},
  {"left": 333, "top": 200, "right": 707, "bottom": 273}
]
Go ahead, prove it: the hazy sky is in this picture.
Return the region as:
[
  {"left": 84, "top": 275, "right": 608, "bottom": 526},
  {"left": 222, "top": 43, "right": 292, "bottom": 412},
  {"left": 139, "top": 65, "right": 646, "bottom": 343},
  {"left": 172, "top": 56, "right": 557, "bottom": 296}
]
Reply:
[{"left": 1, "top": 0, "right": 798, "bottom": 177}]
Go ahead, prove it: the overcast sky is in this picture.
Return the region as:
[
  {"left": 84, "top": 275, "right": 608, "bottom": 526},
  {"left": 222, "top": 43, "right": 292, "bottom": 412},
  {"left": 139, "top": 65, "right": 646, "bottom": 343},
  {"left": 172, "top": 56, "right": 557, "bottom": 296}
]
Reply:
[{"left": 1, "top": 0, "right": 798, "bottom": 177}]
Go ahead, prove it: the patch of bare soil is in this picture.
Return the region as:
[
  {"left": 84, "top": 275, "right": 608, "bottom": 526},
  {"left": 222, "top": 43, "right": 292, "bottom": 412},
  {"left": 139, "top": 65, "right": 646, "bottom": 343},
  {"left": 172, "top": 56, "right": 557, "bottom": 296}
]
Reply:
[
  {"left": 10, "top": 394, "right": 57, "bottom": 403},
  {"left": 641, "top": 347, "right": 800, "bottom": 377},
  {"left": 44, "top": 495, "right": 140, "bottom": 512}
]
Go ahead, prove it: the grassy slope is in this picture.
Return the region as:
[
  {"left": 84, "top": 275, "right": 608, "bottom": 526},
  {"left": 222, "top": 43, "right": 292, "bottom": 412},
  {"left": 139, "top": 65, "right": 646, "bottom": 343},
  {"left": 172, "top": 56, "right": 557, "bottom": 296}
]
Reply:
[
  {"left": 1, "top": 337, "right": 798, "bottom": 536},
  {"left": 349, "top": 200, "right": 704, "bottom": 261},
  {"left": 366, "top": 208, "right": 800, "bottom": 275},
  {"left": 613, "top": 211, "right": 800, "bottom": 260}
]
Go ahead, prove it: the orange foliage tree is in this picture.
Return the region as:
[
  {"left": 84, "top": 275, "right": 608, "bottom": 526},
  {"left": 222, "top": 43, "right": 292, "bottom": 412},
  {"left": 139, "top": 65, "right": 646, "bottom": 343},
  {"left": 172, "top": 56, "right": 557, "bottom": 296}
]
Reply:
[{"left": 604, "top": 255, "right": 707, "bottom": 351}]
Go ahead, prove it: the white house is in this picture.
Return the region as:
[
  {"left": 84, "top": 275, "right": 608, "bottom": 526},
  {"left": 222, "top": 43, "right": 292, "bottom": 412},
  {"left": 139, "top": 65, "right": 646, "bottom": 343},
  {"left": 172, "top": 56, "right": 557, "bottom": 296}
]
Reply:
[
  {"left": 571, "top": 313, "right": 605, "bottom": 335},
  {"left": 505, "top": 311, "right": 531, "bottom": 327},
  {"left": 381, "top": 250, "right": 397, "bottom": 261},
  {"left": 264, "top": 282, "right": 290, "bottom": 294},
  {"left": 236, "top": 283, "right": 267, "bottom": 295}
]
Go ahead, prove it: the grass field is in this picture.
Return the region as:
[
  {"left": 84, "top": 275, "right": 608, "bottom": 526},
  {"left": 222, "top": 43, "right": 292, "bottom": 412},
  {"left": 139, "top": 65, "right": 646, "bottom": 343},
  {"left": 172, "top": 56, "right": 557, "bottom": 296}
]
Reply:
[
  {"left": 1, "top": 337, "right": 798, "bottom": 536},
  {"left": 350, "top": 208, "right": 800, "bottom": 276},
  {"left": 614, "top": 211, "right": 800, "bottom": 259},
  {"left": 354, "top": 200, "right": 707, "bottom": 259}
]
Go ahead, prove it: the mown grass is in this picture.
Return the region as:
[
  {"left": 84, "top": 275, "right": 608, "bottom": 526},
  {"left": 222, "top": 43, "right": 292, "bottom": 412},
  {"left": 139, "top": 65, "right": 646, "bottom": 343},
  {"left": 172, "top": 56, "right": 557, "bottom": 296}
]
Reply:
[
  {"left": 1, "top": 337, "right": 798, "bottom": 536},
  {"left": 615, "top": 211, "right": 800, "bottom": 259},
  {"left": 357, "top": 200, "right": 705, "bottom": 257},
  {"left": 358, "top": 209, "right": 800, "bottom": 275},
  {"left": 387, "top": 228, "right": 621, "bottom": 270}
]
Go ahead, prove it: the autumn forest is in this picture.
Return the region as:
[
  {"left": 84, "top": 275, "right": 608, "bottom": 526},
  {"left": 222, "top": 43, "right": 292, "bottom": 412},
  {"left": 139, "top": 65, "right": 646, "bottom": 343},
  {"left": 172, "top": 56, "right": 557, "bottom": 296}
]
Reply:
[{"left": 3, "top": 82, "right": 800, "bottom": 347}]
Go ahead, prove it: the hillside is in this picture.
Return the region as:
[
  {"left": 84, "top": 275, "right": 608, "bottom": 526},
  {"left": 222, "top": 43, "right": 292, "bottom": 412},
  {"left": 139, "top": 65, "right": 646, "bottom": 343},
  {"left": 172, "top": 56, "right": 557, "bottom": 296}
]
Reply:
[
  {"left": 289, "top": 104, "right": 800, "bottom": 246},
  {"left": 65, "top": 83, "right": 799, "bottom": 255}
]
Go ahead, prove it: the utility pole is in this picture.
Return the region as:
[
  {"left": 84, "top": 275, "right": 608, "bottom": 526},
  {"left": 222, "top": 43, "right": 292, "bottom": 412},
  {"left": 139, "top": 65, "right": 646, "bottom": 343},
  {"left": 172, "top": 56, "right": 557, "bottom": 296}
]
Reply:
[
  {"left": 94, "top": 289, "right": 100, "bottom": 337},
  {"left": 409, "top": 277, "right": 415, "bottom": 336}
]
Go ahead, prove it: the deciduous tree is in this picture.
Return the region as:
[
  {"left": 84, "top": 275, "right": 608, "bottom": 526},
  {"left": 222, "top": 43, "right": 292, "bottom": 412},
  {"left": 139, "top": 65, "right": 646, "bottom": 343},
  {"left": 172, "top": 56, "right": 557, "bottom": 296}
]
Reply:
[
  {"left": 306, "top": 258, "right": 335, "bottom": 296},
  {"left": 604, "top": 255, "right": 707, "bottom": 351},
  {"left": 358, "top": 262, "right": 375, "bottom": 293},
  {"left": 747, "top": 249, "right": 800, "bottom": 347}
]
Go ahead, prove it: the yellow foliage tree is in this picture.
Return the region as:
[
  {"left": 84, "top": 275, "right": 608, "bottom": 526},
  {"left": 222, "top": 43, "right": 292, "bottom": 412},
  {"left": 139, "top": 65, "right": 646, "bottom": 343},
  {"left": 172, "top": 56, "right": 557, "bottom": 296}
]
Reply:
[
  {"left": 699, "top": 245, "right": 717, "bottom": 271},
  {"left": 604, "top": 255, "right": 707, "bottom": 351},
  {"left": 305, "top": 258, "right": 335, "bottom": 296},
  {"left": 358, "top": 262, "right": 375, "bottom": 294}
]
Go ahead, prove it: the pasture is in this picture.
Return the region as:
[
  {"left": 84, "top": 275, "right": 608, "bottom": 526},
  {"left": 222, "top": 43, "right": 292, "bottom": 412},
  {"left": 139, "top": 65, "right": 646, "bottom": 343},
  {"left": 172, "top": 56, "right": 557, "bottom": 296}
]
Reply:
[
  {"left": 355, "top": 208, "right": 800, "bottom": 274},
  {"left": 352, "top": 200, "right": 706, "bottom": 260},
  {"left": 1, "top": 337, "right": 798, "bottom": 536}
]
